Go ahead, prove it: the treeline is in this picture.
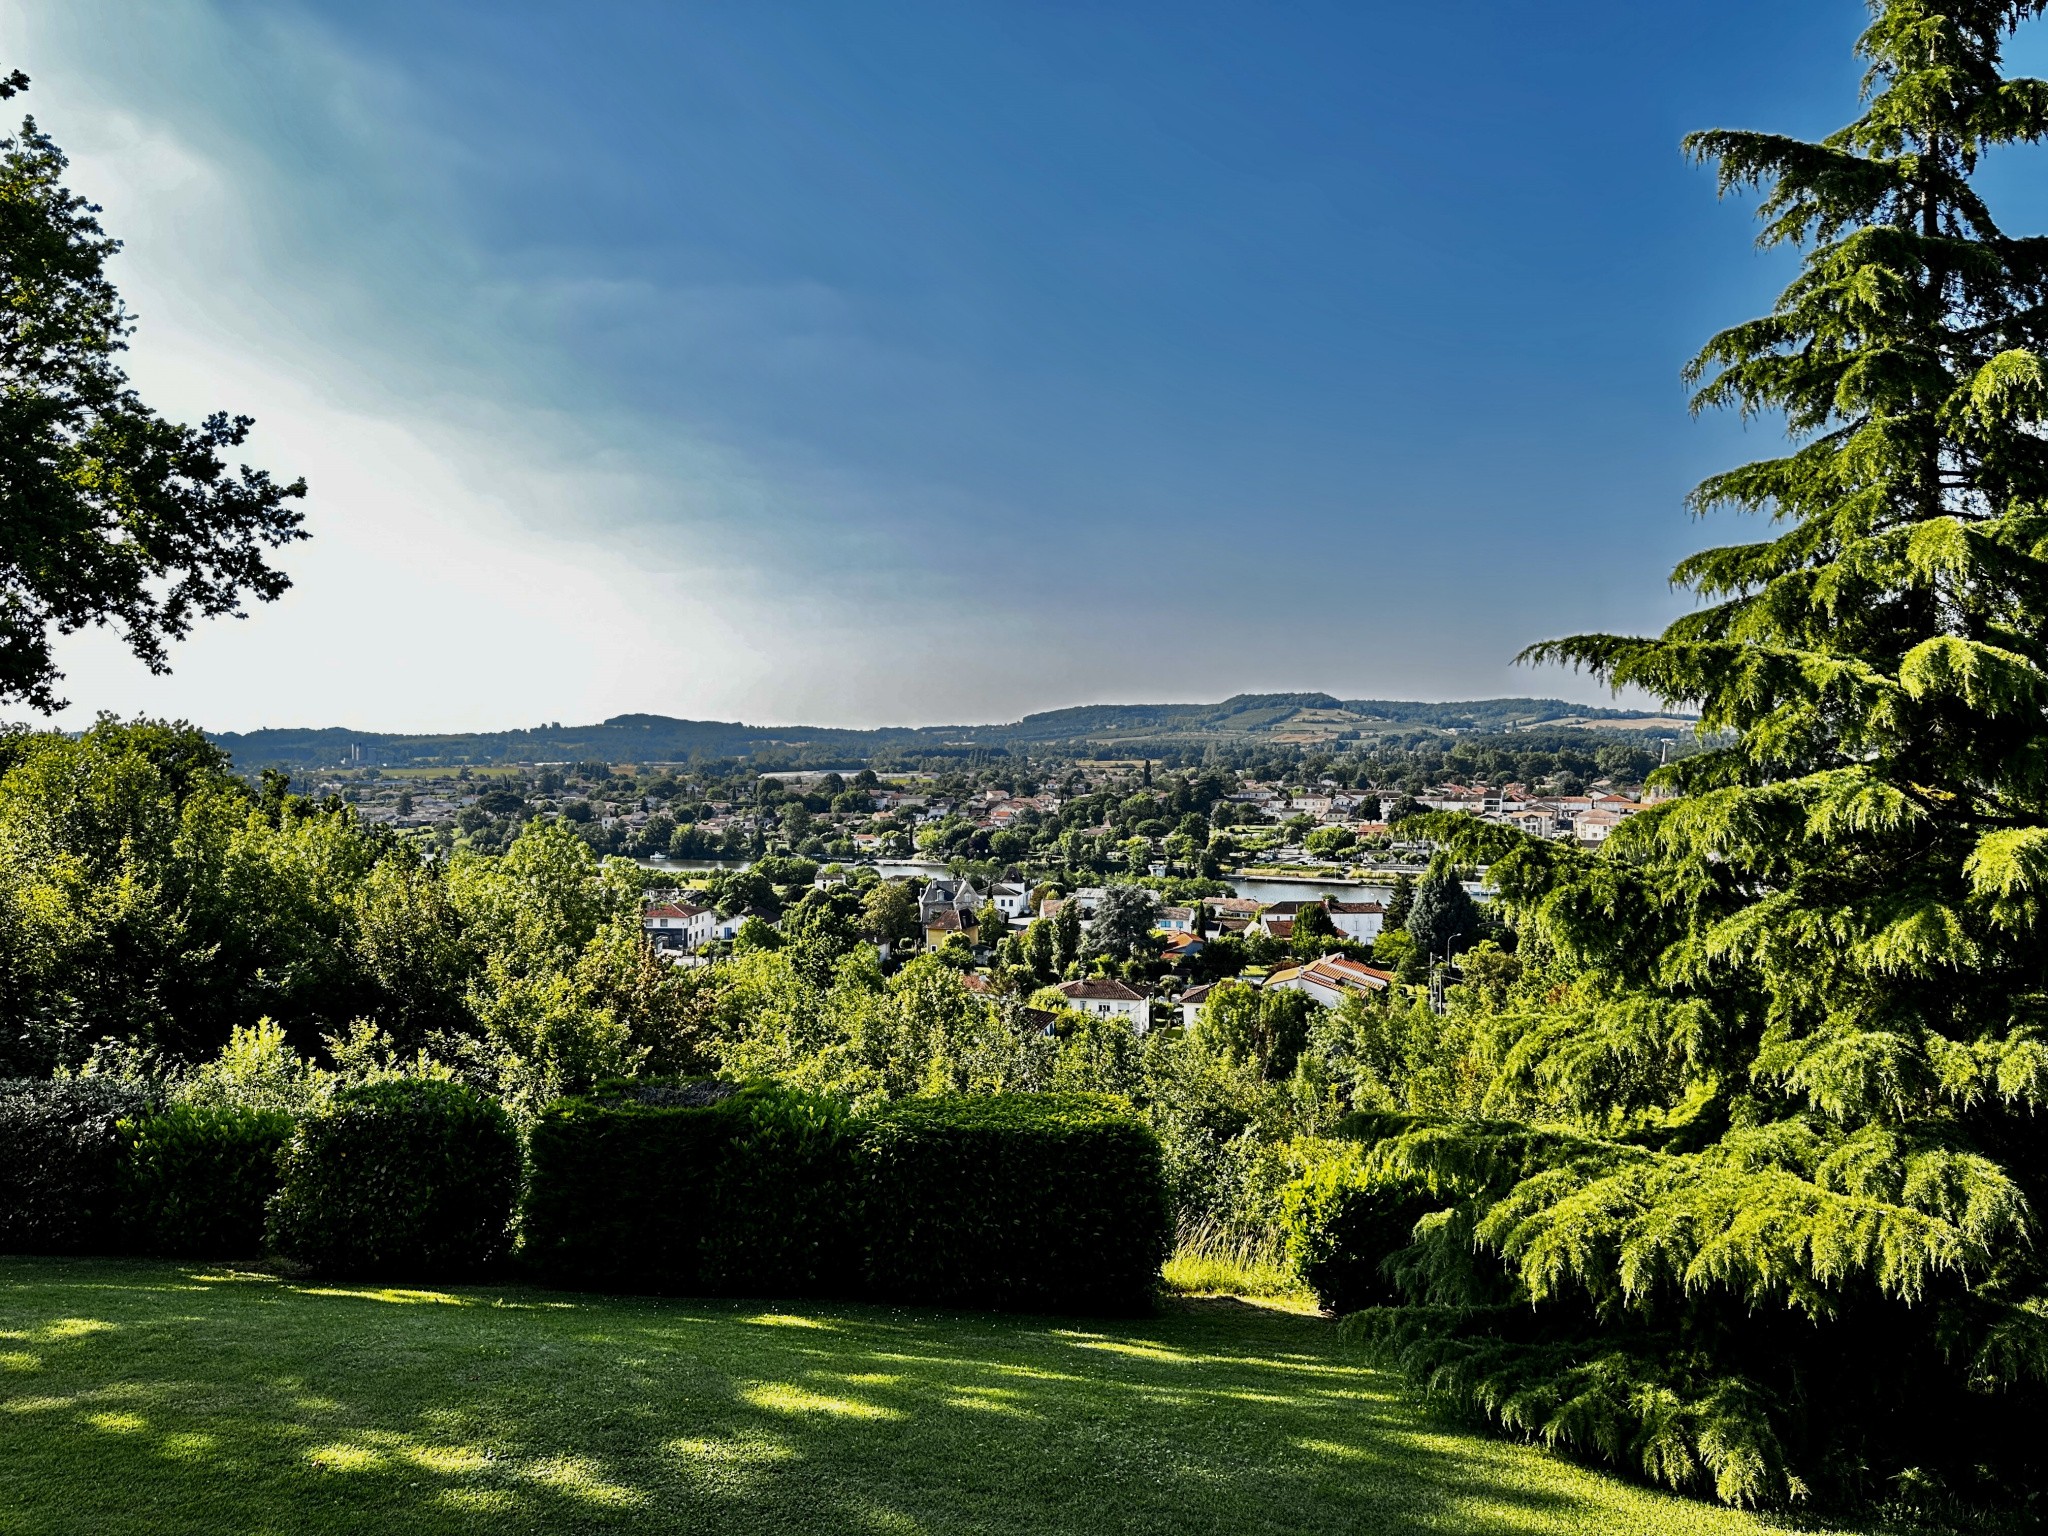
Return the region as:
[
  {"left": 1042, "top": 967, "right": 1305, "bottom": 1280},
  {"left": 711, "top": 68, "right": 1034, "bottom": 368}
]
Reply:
[
  {"left": 0, "top": 719, "right": 701, "bottom": 1102},
  {"left": 206, "top": 694, "right": 1675, "bottom": 774}
]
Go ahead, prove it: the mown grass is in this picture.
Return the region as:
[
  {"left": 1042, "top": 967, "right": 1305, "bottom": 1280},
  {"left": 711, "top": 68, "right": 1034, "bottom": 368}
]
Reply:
[{"left": 0, "top": 1257, "right": 1861, "bottom": 1536}]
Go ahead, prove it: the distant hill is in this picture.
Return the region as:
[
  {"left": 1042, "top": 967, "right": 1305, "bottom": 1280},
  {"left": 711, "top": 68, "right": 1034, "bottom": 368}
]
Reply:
[{"left": 208, "top": 694, "right": 1694, "bottom": 772}]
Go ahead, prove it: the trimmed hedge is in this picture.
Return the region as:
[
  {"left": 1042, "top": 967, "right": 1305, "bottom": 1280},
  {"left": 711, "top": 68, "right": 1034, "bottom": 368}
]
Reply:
[
  {"left": 267, "top": 1080, "right": 519, "bottom": 1280},
  {"left": 0, "top": 1078, "right": 155, "bottom": 1254},
  {"left": 122, "top": 1105, "right": 293, "bottom": 1258},
  {"left": 522, "top": 1080, "right": 857, "bottom": 1295},
  {"left": 857, "top": 1093, "right": 1168, "bottom": 1314},
  {"left": 1279, "top": 1139, "right": 1438, "bottom": 1314}
]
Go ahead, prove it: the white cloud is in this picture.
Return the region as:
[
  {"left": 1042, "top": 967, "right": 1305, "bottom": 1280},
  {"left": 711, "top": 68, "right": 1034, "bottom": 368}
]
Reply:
[{"left": 0, "top": 2, "right": 1015, "bottom": 732}]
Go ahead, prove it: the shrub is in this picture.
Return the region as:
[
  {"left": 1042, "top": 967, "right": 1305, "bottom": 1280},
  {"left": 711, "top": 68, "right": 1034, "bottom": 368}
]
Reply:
[
  {"left": 698, "top": 1084, "right": 858, "bottom": 1293},
  {"left": 0, "top": 1078, "right": 155, "bottom": 1254},
  {"left": 266, "top": 1079, "right": 519, "bottom": 1279},
  {"left": 122, "top": 1105, "right": 294, "bottom": 1258},
  {"left": 1279, "top": 1138, "right": 1438, "bottom": 1314},
  {"left": 856, "top": 1093, "right": 1169, "bottom": 1313},
  {"left": 522, "top": 1080, "right": 856, "bottom": 1295}
]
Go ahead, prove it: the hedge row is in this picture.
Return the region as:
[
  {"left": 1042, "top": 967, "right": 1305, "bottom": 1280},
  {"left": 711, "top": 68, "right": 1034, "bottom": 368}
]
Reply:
[
  {"left": 0, "top": 1078, "right": 1170, "bottom": 1314},
  {"left": 0, "top": 1079, "right": 154, "bottom": 1253},
  {"left": 859, "top": 1093, "right": 1169, "bottom": 1313},
  {"left": 527, "top": 1085, "right": 1167, "bottom": 1313},
  {"left": 523, "top": 1080, "right": 857, "bottom": 1295},
  {"left": 267, "top": 1081, "right": 521, "bottom": 1280}
]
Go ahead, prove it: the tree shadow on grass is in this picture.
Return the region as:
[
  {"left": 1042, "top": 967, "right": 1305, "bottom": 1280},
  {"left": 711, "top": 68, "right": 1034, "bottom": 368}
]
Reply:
[{"left": 0, "top": 1259, "right": 1843, "bottom": 1536}]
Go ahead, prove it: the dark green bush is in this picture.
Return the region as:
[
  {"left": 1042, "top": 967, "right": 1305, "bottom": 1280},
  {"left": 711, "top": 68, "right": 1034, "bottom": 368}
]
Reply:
[
  {"left": 266, "top": 1080, "right": 519, "bottom": 1279},
  {"left": 1279, "top": 1140, "right": 1438, "bottom": 1314},
  {"left": 122, "top": 1105, "right": 293, "bottom": 1257},
  {"left": 522, "top": 1080, "right": 856, "bottom": 1295},
  {"left": 0, "top": 1078, "right": 155, "bottom": 1253},
  {"left": 856, "top": 1093, "right": 1169, "bottom": 1313}
]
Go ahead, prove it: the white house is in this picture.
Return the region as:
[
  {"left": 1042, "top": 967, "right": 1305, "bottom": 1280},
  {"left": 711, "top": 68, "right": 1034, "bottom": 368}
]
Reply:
[
  {"left": 643, "top": 901, "right": 720, "bottom": 953},
  {"left": 1265, "top": 955, "right": 1396, "bottom": 1007},
  {"left": 989, "top": 881, "right": 1032, "bottom": 919},
  {"left": 1178, "top": 981, "right": 1215, "bottom": 1028},
  {"left": 1252, "top": 901, "right": 1318, "bottom": 938},
  {"left": 1056, "top": 977, "right": 1152, "bottom": 1033},
  {"left": 1574, "top": 808, "right": 1628, "bottom": 844},
  {"left": 1325, "top": 900, "right": 1385, "bottom": 942}
]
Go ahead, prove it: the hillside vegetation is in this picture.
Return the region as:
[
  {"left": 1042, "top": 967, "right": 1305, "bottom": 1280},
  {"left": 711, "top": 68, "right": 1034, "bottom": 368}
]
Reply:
[{"left": 206, "top": 695, "right": 1686, "bottom": 773}]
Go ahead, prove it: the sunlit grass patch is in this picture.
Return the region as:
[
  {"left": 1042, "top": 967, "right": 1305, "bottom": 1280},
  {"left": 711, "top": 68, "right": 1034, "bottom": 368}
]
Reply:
[
  {"left": 938, "top": 1385, "right": 1031, "bottom": 1416},
  {"left": 666, "top": 1432, "right": 799, "bottom": 1466},
  {"left": 1055, "top": 1332, "right": 1201, "bottom": 1364},
  {"left": 2, "top": 1317, "right": 117, "bottom": 1343},
  {"left": 307, "top": 1441, "right": 387, "bottom": 1473},
  {"left": 82, "top": 1410, "right": 147, "bottom": 1433},
  {"left": 295, "top": 1286, "right": 468, "bottom": 1307},
  {"left": 401, "top": 1443, "right": 495, "bottom": 1476},
  {"left": 739, "top": 1382, "right": 901, "bottom": 1420},
  {"left": 515, "top": 1454, "right": 647, "bottom": 1507}
]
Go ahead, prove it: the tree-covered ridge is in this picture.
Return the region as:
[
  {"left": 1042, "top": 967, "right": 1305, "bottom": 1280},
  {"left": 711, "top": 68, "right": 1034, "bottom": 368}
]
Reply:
[
  {"left": 1353, "top": 0, "right": 2048, "bottom": 1508},
  {"left": 205, "top": 695, "right": 1682, "bottom": 774}
]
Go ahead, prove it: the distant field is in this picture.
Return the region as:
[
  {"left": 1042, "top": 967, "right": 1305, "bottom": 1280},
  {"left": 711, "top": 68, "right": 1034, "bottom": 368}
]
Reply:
[
  {"left": 0, "top": 1259, "right": 1852, "bottom": 1536},
  {"left": 316, "top": 765, "right": 526, "bottom": 782}
]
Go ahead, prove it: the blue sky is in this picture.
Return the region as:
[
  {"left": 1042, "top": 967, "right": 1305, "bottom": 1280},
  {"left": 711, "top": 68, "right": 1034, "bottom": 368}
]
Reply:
[{"left": 11, "top": 1, "right": 2047, "bottom": 731}]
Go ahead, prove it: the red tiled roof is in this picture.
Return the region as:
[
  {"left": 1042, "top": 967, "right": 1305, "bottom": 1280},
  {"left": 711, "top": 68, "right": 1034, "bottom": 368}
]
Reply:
[
  {"left": 643, "top": 903, "right": 706, "bottom": 921},
  {"left": 1058, "top": 978, "right": 1146, "bottom": 1002},
  {"left": 1308, "top": 956, "right": 1396, "bottom": 990}
]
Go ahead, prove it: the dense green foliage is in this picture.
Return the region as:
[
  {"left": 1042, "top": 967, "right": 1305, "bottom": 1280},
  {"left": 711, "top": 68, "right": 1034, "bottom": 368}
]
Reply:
[
  {"left": 856, "top": 1093, "right": 1169, "bottom": 1313},
  {"left": 266, "top": 1080, "right": 519, "bottom": 1280},
  {"left": 1327, "top": 2, "right": 2048, "bottom": 1509},
  {"left": 1279, "top": 1129, "right": 1438, "bottom": 1315},
  {"left": 0, "top": 72, "right": 305, "bottom": 714},
  {"left": 0, "top": 719, "right": 707, "bottom": 1110},
  {"left": 119, "top": 1104, "right": 292, "bottom": 1258},
  {"left": 0, "top": 1077, "right": 151, "bottom": 1253},
  {"left": 521, "top": 1080, "right": 856, "bottom": 1295}
]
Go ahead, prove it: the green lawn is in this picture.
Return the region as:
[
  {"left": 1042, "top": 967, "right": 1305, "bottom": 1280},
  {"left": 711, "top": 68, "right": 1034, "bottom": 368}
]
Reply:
[{"left": 0, "top": 1258, "right": 1850, "bottom": 1536}]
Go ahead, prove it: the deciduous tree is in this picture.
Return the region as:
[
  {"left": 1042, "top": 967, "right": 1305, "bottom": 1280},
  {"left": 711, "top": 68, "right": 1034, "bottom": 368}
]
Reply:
[{"left": 0, "top": 73, "right": 306, "bottom": 712}]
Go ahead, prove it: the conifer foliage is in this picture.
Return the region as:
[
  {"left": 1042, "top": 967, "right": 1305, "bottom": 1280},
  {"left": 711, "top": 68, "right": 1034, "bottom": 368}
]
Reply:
[{"left": 1352, "top": 3, "right": 2048, "bottom": 1508}]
